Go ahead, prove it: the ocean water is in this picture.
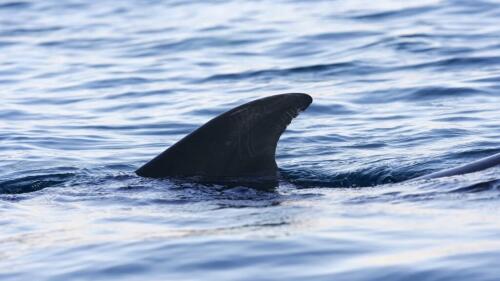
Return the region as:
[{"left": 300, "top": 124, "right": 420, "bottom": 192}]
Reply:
[{"left": 1, "top": 0, "right": 500, "bottom": 280}]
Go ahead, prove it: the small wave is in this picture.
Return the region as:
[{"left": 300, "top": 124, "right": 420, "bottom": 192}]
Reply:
[
  {"left": 200, "top": 62, "right": 377, "bottom": 83},
  {"left": 127, "top": 37, "right": 258, "bottom": 58},
  {"left": 281, "top": 167, "right": 409, "bottom": 188},
  {"left": 0, "top": 1, "right": 30, "bottom": 9},
  {"left": 303, "top": 31, "right": 382, "bottom": 41},
  {"left": 0, "top": 40, "right": 16, "bottom": 48},
  {"left": 449, "top": 179, "right": 500, "bottom": 193},
  {"left": 106, "top": 89, "right": 175, "bottom": 100},
  {"left": 0, "top": 173, "right": 74, "bottom": 195},
  {"left": 92, "top": 101, "right": 164, "bottom": 113},
  {"left": 15, "top": 97, "right": 86, "bottom": 106},
  {"left": 432, "top": 116, "right": 483, "bottom": 122},
  {"left": 50, "top": 77, "right": 155, "bottom": 92},
  {"left": 152, "top": 37, "right": 256, "bottom": 51},
  {"left": 0, "top": 109, "right": 34, "bottom": 120},
  {"left": 453, "top": 148, "right": 500, "bottom": 159},
  {"left": 306, "top": 103, "right": 357, "bottom": 116},
  {"left": 81, "top": 77, "right": 153, "bottom": 90},
  {"left": 353, "top": 86, "right": 488, "bottom": 104},
  {"left": 410, "top": 56, "right": 500, "bottom": 70},
  {"left": 352, "top": 5, "right": 437, "bottom": 20},
  {"left": 0, "top": 26, "right": 62, "bottom": 36},
  {"left": 39, "top": 37, "right": 122, "bottom": 50}
]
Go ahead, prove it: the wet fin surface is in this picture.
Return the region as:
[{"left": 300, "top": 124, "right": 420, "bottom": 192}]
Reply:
[{"left": 136, "top": 93, "right": 312, "bottom": 182}]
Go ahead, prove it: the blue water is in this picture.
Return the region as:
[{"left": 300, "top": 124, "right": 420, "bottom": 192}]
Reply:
[{"left": 1, "top": 0, "right": 500, "bottom": 280}]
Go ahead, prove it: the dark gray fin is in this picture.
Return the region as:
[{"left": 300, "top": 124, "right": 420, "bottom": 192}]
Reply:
[
  {"left": 136, "top": 93, "right": 313, "bottom": 183},
  {"left": 416, "top": 152, "right": 500, "bottom": 180}
]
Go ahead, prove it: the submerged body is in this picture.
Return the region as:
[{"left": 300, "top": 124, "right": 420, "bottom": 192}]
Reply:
[
  {"left": 136, "top": 93, "right": 500, "bottom": 185},
  {"left": 416, "top": 152, "right": 500, "bottom": 180}
]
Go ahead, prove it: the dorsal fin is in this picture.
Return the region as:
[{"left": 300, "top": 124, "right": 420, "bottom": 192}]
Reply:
[{"left": 136, "top": 93, "right": 312, "bottom": 182}]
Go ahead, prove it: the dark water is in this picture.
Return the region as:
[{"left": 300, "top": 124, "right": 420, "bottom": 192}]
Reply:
[{"left": 1, "top": 0, "right": 500, "bottom": 280}]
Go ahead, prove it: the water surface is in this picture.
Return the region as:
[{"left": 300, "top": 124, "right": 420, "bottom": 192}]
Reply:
[{"left": 1, "top": 0, "right": 500, "bottom": 280}]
